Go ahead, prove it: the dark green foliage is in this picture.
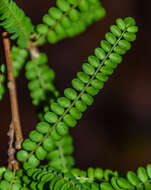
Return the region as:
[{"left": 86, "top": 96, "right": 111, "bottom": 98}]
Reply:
[
  {"left": 16, "top": 17, "right": 138, "bottom": 170},
  {"left": 1, "top": 164, "right": 151, "bottom": 190},
  {"left": 0, "top": 0, "right": 34, "bottom": 47},
  {"left": 47, "top": 135, "right": 75, "bottom": 170},
  {"left": 0, "top": 167, "right": 23, "bottom": 190},
  {"left": 24, "top": 166, "right": 83, "bottom": 190},
  {"left": 0, "top": 0, "right": 142, "bottom": 189},
  {"left": 11, "top": 46, "right": 28, "bottom": 77},
  {"left": 35, "top": 0, "right": 106, "bottom": 45},
  {"left": 25, "top": 53, "right": 59, "bottom": 106}
]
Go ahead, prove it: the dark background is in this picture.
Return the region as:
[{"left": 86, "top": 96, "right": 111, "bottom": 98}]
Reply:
[{"left": 0, "top": 0, "right": 151, "bottom": 173}]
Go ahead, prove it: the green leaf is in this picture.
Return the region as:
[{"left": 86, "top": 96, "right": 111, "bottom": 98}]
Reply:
[{"left": 0, "top": 0, "right": 34, "bottom": 47}]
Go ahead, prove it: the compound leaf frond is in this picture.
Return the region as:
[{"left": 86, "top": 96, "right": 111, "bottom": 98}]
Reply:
[{"left": 0, "top": 0, "right": 34, "bottom": 47}]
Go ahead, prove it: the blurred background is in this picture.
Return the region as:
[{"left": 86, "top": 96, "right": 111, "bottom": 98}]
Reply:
[{"left": 0, "top": 0, "right": 151, "bottom": 173}]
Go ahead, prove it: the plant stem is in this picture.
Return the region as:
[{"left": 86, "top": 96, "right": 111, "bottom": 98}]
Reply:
[
  {"left": 7, "top": 123, "right": 18, "bottom": 170},
  {"left": 2, "top": 32, "right": 23, "bottom": 169},
  {"left": 28, "top": 42, "right": 40, "bottom": 59}
]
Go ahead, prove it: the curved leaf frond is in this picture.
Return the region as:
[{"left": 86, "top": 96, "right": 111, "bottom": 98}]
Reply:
[{"left": 0, "top": 0, "right": 34, "bottom": 47}]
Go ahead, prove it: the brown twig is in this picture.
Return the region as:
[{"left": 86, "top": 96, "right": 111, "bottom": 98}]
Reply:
[
  {"left": 2, "top": 32, "right": 23, "bottom": 169},
  {"left": 28, "top": 41, "right": 40, "bottom": 59},
  {"left": 7, "top": 123, "right": 18, "bottom": 170}
]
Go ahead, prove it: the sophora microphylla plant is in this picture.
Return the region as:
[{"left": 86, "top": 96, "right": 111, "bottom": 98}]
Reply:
[{"left": 0, "top": 0, "right": 149, "bottom": 189}]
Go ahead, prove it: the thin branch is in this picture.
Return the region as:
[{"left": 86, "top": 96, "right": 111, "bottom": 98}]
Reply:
[
  {"left": 7, "top": 123, "right": 19, "bottom": 171},
  {"left": 2, "top": 32, "right": 23, "bottom": 162},
  {"left": 28, "top": 42, "right": 40, "bottom": 59}
]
